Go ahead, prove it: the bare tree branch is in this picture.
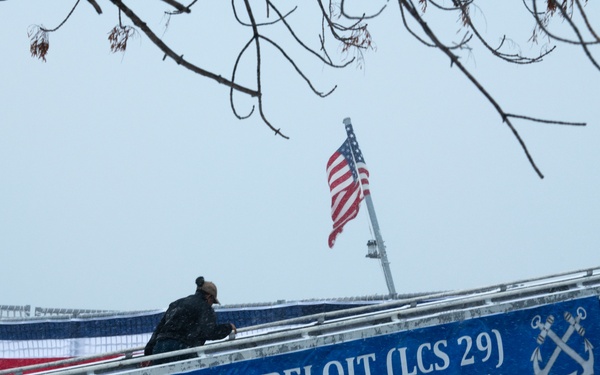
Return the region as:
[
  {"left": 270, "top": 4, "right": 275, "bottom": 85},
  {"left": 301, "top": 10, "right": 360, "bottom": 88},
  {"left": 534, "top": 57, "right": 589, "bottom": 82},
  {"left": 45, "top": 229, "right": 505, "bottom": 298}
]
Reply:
[
  {"left": 268, "top": 1, "right": 353, "bottom": 68},
  {"left": 230, "top": 39, "right": 256, "bottom": 121},
  {"left": 87, "top": 0, "right": 102, "bottom": 14},
  {"left": 241, "top": 0, "right": 286, "bottom": 138},
  {"left": 575, "top": 0, "right": 600, "bottom": 42},
  {"left": 260, "top": 35, "right": 337, "bottom": 97},
  {"left": 396, "top": 0, "right": 588, "bottom": 179},
  {"left": 530, "top": 0, "right": 598, "bottom": 46},
  {"left": 18, "top": 0, "right": 599, "bottom": 176},
  {"left": 28, "top": 0, "right": 81, "bottom": 61},
  {"left": 537, "top": 0, "right": 600, "bottom": 70},
  {"left": 453, "top": 0, "right": 553, "bottom": 64},
  {"left": 108, "top": 0, "right": 259, "bottom": 98},
  {"left": 317, "top": 0, "right": 376, "bottom": 67},
  {"left": 232, "top": 0, "right": 296, "bottom": 27},
  {"left": 161, "top": 0, "right": 190, "bottom": 14},
  {"left": 339, "top": 0, "right": 388, "bottom": 20},
  {"left": 506, "top": 114, "right": 586, "bottom": 126},
  {"left": 41, "top": 0, "right": 81, "bottom": 32}
]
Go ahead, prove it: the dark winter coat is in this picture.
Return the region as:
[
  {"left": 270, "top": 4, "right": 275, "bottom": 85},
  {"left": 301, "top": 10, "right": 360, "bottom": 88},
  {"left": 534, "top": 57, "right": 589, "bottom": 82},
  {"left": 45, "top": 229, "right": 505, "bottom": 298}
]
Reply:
[{"left": 144, "top": 291, "right": 232, "bottom": 355}]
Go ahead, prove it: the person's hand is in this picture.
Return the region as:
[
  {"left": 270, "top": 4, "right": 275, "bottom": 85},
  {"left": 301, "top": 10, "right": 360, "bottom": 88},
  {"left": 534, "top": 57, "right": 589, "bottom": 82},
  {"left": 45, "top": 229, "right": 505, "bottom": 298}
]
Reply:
[{"left": 230, "top": 323, "right": 237, "bottom": 335}]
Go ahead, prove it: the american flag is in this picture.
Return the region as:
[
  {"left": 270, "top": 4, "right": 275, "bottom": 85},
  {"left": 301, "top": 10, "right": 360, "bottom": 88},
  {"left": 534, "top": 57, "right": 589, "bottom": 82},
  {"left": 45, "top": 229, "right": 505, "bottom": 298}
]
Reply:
[{"left": 326, "top": 122, "right": 370, "bottom": 248}]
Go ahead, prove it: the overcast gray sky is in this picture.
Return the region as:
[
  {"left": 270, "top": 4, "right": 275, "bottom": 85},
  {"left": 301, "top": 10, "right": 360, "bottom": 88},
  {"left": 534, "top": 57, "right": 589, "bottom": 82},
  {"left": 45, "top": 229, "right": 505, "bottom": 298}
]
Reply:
[{"left": 1, "top": 1, "right": 599, "bottom": 312}]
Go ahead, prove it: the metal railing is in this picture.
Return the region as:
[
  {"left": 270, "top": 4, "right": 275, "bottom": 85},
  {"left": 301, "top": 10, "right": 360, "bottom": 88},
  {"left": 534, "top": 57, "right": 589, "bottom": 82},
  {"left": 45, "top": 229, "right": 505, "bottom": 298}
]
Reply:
[
  {"left": 0, "top": 306, "right": 30, "bottom": 319},
  {"left": 2, "top": 266, "right": 599, "bottom": 375}
]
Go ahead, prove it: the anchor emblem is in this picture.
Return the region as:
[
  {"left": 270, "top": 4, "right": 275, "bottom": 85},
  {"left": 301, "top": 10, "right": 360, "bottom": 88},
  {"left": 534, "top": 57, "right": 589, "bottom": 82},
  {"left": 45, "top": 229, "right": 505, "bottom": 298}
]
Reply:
[{"left": 531, "top": 307, "right": 594, "bottom": 375}]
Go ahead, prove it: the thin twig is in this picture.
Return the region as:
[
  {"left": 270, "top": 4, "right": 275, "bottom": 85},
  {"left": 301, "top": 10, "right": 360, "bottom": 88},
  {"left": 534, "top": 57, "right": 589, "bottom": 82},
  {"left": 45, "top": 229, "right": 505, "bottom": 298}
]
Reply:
[
  {"left": 161, "top": 0, "right": 190, "bottom": 13},
  {"left": 506, "top": 114, "right": 586, "bottom": 126},
  {"left": 87, "top": 0, "right": 102, "bottom": 14},
  {"left": 108, "top": 0, "right": 259, "bottom": 98},
  {"left": 398, "top": 0, "right": 552, "bottom": 178},
  {"left": 41, "top": 0, "right": 81, "bottom": 32},
  {"left": 242, "top": 0, "right": 288, "bottom": 138}
]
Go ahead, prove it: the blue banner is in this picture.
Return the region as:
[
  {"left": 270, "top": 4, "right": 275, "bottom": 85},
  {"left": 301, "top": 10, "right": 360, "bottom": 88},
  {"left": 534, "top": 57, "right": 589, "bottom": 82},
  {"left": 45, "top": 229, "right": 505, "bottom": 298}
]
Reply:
[
  {"left": 186, "top": 296, "right": 600, "bottom": 375},
  {"left": 0, "top": 302, "right": 375, "bottom": 340}
]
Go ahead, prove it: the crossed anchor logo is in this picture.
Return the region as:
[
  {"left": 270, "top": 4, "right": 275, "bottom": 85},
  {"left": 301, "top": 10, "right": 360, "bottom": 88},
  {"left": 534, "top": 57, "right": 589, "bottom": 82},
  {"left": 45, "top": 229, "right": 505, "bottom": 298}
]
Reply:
[{"left": 531, "top": 307, "right": 594, "bottom": 375}]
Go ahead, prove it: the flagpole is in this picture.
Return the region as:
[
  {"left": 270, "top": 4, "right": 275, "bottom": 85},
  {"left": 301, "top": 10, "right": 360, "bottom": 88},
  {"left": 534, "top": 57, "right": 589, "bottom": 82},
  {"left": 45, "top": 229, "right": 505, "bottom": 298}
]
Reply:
[{"left": 343, "top": 117, "right": 397, "bottom": 297}]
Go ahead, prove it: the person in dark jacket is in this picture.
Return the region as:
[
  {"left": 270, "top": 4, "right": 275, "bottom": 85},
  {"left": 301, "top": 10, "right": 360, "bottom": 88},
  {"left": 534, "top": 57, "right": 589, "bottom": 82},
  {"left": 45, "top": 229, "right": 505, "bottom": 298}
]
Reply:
[{"left": 144, "top": 277, "right": 237, "bottom": 365}]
